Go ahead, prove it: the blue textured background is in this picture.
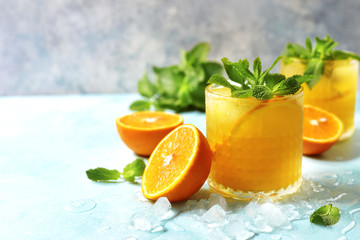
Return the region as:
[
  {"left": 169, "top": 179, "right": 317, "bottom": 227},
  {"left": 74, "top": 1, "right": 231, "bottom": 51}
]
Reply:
[{"left": 1, "top": 0, "right": 360, "bottom": 95}]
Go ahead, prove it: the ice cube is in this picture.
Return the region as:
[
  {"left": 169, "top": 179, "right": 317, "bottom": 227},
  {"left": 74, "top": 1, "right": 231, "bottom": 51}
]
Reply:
[
  {"left": 152, "top": 197, "right": 171, "bottom": 216},
  {"left": 198, "top": 198, "right": 210, "bottom": 210},
  {"left": 130, "top": 211, "right": 161, "bottom": 231},
  {"left": 279, "top": 204, "right": 299, "bottom": 221},
  {"left": 245, "top": 216, "right": 272, "bottom": 233},
  {"left": 260, "top": 203, "right": 291, "bottom": 229},
  {"left": 223, "top": 221, "right": 255, "bottom": 240},
  {"left": 209, "top": 193, "right": 227, "bottom": 211},
  {"left": 201, "top": 204, "right": 226, "bottom": 224},
  {"left": 244, "top": 202, "right": 258, "bottom": 219},
  {"left": 183, "top": 200, "right": 198, "bottom": 211}
]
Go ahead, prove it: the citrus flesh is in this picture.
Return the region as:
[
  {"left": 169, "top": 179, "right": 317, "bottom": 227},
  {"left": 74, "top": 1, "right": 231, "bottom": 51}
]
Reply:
[
  {"left": 303, "top": 105, "right": 343, "bottom": 155},
  {"left": 141, "top": 124, "right": 212, "bottom": 202},
  {"left": 116, "top": 111, "right": 183, "bottom": 156}
]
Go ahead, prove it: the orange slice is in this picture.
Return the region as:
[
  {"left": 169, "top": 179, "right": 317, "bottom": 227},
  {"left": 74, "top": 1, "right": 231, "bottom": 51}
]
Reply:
[
  {"left": 116, "top": 111, "right": 183, "bottom": 156},
  {"left": 141, "top": 124, "right": 212, "bottom": 202},
  {"left": 303, "top": 105, "right": 343, "bottom": 155}
]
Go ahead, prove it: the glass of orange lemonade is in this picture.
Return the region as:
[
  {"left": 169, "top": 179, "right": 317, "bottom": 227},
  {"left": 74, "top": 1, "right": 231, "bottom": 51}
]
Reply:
[
  {"left": 280, "top": 58, "right": 358, "bottom": 140},
  {"left": 206, "top": 84, "right": 304, "bottom": 200}
]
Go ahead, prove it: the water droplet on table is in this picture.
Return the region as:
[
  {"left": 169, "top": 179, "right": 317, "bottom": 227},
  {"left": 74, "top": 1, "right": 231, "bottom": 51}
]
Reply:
[
  {"left": 64, "top": 199, "right": 97, "bottom": 213},
  {"left": 341, "top": 220, "right": 356, "bottom": 234},
  {"left": 314, "top": 172, "right": 341, "bottom": 188}
]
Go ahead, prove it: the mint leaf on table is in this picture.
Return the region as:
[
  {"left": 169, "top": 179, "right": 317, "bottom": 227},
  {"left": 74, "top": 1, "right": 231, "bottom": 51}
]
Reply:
[
  {"left": 310, "top": 204, "right": 340, "bottom": 226},
  {"left": 282, "top": 35, "right": 360, "bottom": 89},
  {"left": 86, "top": 168, "right": 121, "bottom": 181},
  {"left": 122, "top": 158, "right": 146, "bottom": 182},
  {"left": 130, "top": 42, "right": 223, "bottom": 112},
  {"left": 208, "top": 56, "right": 312, "bottom": 100},
  {"left": 86, "top": 158, "right": 146, "bottom": 183}
]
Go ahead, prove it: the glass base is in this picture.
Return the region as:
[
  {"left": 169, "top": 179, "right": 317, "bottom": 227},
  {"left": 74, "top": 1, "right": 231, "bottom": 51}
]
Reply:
[
  {"left": 339, "top": 127, "right": 355, "bottom": 141},
  {"left": 208, "top": 177, "right": 302, "bottom": 201}
]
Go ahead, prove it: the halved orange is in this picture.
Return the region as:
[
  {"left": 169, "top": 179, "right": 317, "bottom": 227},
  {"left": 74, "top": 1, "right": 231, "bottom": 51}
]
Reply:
[
  {"left": 116, "top": 111, "right": 183, "bottom": 156},
  {"left": 303, "top": 105, "right": 344, "bottom": 155},
  {"left": 141, "top": 124, "right": 212, "bottom": 202}
]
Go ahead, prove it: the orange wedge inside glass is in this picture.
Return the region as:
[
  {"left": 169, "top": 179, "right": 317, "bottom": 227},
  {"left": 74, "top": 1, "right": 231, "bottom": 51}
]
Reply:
[
  {"left": 303, "top": 105, "right": 344, "bottom": 155},
  {"left": 141, "top": 124, "right": 212, "bottom": 202},
  {"left": 116, "top": 111, "right": 183, "bottom": 156}
]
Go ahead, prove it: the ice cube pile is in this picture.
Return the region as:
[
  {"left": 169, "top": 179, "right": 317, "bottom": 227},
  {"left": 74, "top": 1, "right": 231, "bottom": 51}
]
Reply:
[{"left": 127, "top": 171, "right": 360, "bottom": 239}]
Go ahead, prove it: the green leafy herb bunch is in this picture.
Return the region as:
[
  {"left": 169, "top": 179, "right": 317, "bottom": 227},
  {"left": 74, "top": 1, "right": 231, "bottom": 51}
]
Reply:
[
  {"left": 130, "top": 42, "right": 223, "bottom": 112},
  {"left": 282, "top": 35, "right": 360, "bottom": 89},
  {"left": 208, "top": 56, "right": 313, "bottom": 100}
]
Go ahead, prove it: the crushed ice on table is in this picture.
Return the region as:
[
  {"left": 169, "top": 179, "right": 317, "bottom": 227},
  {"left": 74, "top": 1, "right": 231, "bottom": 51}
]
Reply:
[
  {"left": 130, "top": 197, "right": 176, "bottom": 232},
  {"left": 128, "top": 171, "right": 360, "bottom": 239}
]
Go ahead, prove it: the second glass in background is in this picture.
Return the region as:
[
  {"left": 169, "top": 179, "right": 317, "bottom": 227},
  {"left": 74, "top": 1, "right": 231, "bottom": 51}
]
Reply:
[{"left": 281, "top": 58, "right": 359, "bottom": 140}]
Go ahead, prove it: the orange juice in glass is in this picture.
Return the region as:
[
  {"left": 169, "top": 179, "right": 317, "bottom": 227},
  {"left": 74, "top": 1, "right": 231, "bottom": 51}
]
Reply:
[
  {"left": 281, "top": 58, "right": 358, "bottom": 140},
  {"left": 206, "top": 85, "right": 304, "bottom": 200}
]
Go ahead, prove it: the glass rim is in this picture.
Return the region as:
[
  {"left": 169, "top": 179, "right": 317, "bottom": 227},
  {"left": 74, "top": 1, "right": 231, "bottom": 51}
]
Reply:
[
  {"left": 282, "top": 56, "right": 358, "bottom": 64},
  {"left": 206, "top": 84, "right": 304, "bottom": 103}
]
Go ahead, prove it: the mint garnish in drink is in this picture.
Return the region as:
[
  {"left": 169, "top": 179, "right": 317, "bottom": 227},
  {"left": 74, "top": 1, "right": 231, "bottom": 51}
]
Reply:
[
  {"left": 130, "top": 42, "right": 223, "bottom": 112},
  {"left": 310, "top": 204, "right": 340, "bottom": 226},
  {"left": 282, "top": 35, "right": 360, "bottom": 89},
  {"left": 208, "top": 56, "right": 313, "bottom": 100},
  {"left": 86, "top": 158, "right": 146, "bottom": 183}
]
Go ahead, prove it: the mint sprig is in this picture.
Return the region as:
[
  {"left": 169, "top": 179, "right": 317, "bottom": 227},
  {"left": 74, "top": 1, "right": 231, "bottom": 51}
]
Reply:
[
  {"left": 86, "top": 158, "right": 146, "bottom": 183},
  {"left": 130, "top": 42, "right": 223, "bottom": 112},
  {"left": 310, "top": 204, "right": 340, "bottom": 226},
  {"left": 208, "top": 57, "right": 312, "bottom": 100},
  {"left": 282, "top": 35, "right": 360, "bottom": 89}
]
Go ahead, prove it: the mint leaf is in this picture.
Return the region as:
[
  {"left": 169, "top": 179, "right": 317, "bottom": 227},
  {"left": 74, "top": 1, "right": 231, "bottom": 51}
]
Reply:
[
  {"left": 202, "top": 62, "right": 223, "bottom": 80},
  {"left": 86, "top": 159, "right": 146, "bottom": 183},
  {"left": 283, "top": 35, "right": 360, "bottom": 89},
  {"left": 294, "top": 74, "right": 315, "bottom": 85},
  {"left": 272, "top": 76, "right": 301, "bottom": 96},
  {"left": 253, "top": 57, "right": 262, "bottom": 80},
  {"left": 304, "top": 59, "right": 324, "bottom": 89},
  {"left": 86, "top": 168, "right": 121, "bottom": 181},
  {"left": 208, "top": 74, "right": 236, "bottom": 91},
  {"left": 231, "top": 89, "right": 253, "bottom": 98},
  {"left": 130, "top": 100, "right": 151, "bottom": 111},
  {"left": 130, "top": 42, "right": 221, "bottom": 112},
  {"left": 184, "top": 42, "right": 210, "bottom": 66},
  {"left": 258, "top": 56, "right": 282, "bottom": 85},
  {"left": 211, "top": 56, "right": 306, "bottom": 100},
  {"left": 330, "top": 50, "right": 360, "bottom": 61},
  {"left": 153, "top": 66, "right": 184, "bottom": 96},
  {"left": 221, "top": 58, "right": 247, "bottom": 85},
  {"left": 264, "top": 73, "right": 285, "bottom": 90},
  {"left": 138, "top": 72, "right": 157, "bottom": 98},
  {"left": 253, "top": 85, "right": 273, "bottom": 100},
  {"left": 310, "top": 204, "right": 340, "bottom": 226},
  {"left": 305, "top": 37, "right": 312, "bottom": 53},
  {"left": 123, "top": 158, "right": 146, "bottom": 182}
]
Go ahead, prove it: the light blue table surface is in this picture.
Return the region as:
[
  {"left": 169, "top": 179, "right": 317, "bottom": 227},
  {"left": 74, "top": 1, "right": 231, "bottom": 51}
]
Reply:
[{"left": 0, "top": 93, "right": 359, "bottom": 240}]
